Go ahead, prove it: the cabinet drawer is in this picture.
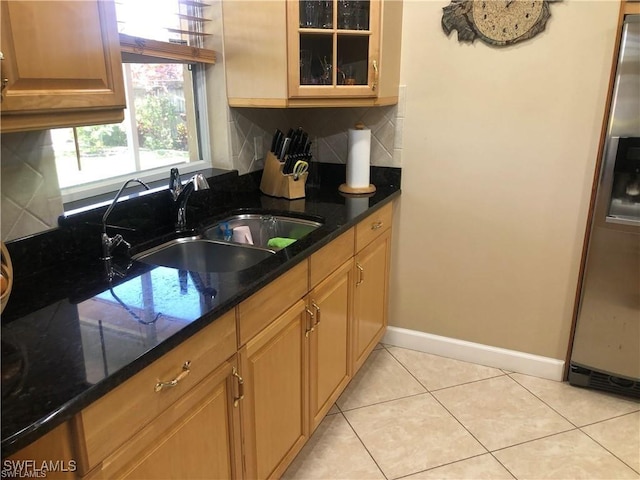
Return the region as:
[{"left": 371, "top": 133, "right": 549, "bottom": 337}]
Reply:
[
  {"left": 78, "top": 310, "right": 236, "bottom": 472},
  {"left": 309, "top": 228, "right": 354, "bottom": 289},
  {"left": 355, "top": 202, "right": 393, "bottom": 252},
  {"left": 86, "top": 357, "right": 240, "bottom": 480},
  {"left": 238, "top": 261, "right": 309, "bottom": 346}
]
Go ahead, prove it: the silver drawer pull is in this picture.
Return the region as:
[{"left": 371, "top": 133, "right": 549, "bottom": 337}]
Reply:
[
  {"left": 154, "top": 361, "right": 191, "bottom": 392},
  {"left": 371, "top": 221, "right": 383, "bottom": 230}
]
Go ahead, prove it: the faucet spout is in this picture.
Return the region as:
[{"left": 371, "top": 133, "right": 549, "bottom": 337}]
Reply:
[
  {"left": 102, "top": 178, "right": 151, "bottom": 234},
  {"left": 174, "top": 172, "right": 210, "bottom": 232},
  {"left": 169, "top": 167, "right": 183, "bottom": 201},
  {"left": 101, "top": 178, "right": 150, "bottom": 280}
]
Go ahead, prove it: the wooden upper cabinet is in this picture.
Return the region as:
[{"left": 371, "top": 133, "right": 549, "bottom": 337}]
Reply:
[
  {"left": 0, "top": 0, "right": 126, "bottom": 133},
  {"left": 222, "top": 0, "right": 402, "bottom": 108}
]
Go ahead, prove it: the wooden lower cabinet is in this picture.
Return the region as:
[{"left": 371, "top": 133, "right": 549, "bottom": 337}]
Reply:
[
  {"left": 5, "top": 422, "right": 77, "bottom": 480},
  {"left": 85, "top": 356, "right": 242, "bottom": 480},
  {"left": 239, "top": 299, "right": 309, "bottom": 480},
  {"left": 5, "top": 203, "right": 396, "bottom": 480},
  {"left": 352, "top": 228, "right": 392, "bottom": 373},
  {"left": 308, "top": 259, "right": 352, "bottom": 432}
]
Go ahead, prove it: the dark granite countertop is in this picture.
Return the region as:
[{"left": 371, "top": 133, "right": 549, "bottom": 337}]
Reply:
[{"left": 1, "top": 164, "right": 400, "bottom": 458}]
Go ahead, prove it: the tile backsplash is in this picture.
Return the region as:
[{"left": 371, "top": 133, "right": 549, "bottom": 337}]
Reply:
[
  {"left": 1, "top": 131, "right": 64, "bottom": 242},
  {"left": 0, "top": 88, "right": 406, "bottom": 241},
  {"left": 228, "top": 87, "right": 406, "bottom": 175}
]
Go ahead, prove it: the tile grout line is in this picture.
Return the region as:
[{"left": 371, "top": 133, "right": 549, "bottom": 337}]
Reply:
[
  {"left": 578, "top": 413, "right": 640, "bottom": 475},
  {"left": 483, "top": 380, "right": 634, "bottom": 461},
  {"left": 382, "top": 343, "right": 510, "bottom": 393},
  {"left": 338, "top": 390, "right": 430, "bottom": 414},
  {"left": 389, "top": 452, "right": 518, "bottom": 480},
  {"left": 506, "top": 373, "right": 584, "bottom": 429},
  {"left": 337, "top": 346, "right": 429, "bottom": 413},
  {"left": 338, "top": 411, "right": 390, "bottom": 480},
  {"left": 488, "top": 426, "right": 580, "bottom": 455},
  {"left": 477, "top": 374, "right": 589, "bottom": 471},
  {"left": 379, "top": 344, "right": 519, "bottom": 478},
  {"left": 577, "top": 408, "right": 640, "bottom": 429},
  {"left": 506, "top": 368, "right": 640, "bottom": 468},
  {"left": 381, "top": 345, "right": 615, "bottom": 480},
  {"left": 370, "top": 345, "right": 640, "bottom": 479}
]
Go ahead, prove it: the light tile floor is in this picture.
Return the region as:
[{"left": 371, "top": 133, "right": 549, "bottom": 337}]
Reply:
[{"left": 283, "top": 345, "right": 640, "bottom": 480}]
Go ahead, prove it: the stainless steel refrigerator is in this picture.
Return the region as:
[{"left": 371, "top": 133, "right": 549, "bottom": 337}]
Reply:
[{"left": 569, "top": 15, "right": 640, "bottom": 398}]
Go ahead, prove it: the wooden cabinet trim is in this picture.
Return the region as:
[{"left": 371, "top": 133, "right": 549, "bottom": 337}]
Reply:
[
  {"left": 238, "top": 261, "right": 309, "bottom": 346},
  {"left": 355, "top": 202, "right": 393, "bottom": 252},
  {"left": 623, "top": 1, "right": 640, "bottom": 14},
  {"left": 352, "top": 227, "right": 391, "bottom": 373},
  {"left": 310, "top": 228, "right": 355, "bottom": 289},
  {"left": 308, "top": 259, "right": 353, "bottom": 432},
  {"left": 7, "top": 423, "right": 77, "bottom": 480},
  {"left": 0, "top": 109, "right": 125, "bottom": 134},
  {"left": 240, "top": 299, "right": 309, "bottom": 480}
]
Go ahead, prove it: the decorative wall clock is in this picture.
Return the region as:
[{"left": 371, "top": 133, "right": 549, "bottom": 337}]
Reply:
[{"left": 442, "top": 0, "right": 558, "bottom": 47}]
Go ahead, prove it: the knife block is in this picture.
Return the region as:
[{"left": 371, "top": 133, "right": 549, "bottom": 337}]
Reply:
[{"left": 260, "top": 152, "right": 308, "bottom": 200}]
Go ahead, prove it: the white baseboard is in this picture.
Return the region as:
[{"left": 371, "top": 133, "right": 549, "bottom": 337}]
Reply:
[{"left": 382, "top": 326, "right": 565, "bottom": 381}]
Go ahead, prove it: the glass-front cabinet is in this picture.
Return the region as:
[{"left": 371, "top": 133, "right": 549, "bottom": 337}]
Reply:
[
  {"left": 287, "top": 0, "right": 380, "bottom": 98},
  {"left": 222, "top": 0, "right": 402, "bottom": 107}
]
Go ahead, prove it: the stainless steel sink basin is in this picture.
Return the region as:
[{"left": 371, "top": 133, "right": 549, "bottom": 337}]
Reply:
[
  {"left": 132, "top": 237, "right": 275, "bottom": 272},
  {"left": 203, "top": 213, "right": 323, "bottom": 249}
]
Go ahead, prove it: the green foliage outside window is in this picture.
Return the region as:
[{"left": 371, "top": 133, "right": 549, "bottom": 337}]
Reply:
[
  {"left": 77, "top": 124, "right": 127, "bottom": 155},
  {"left": 136, "top": 94, "right": 186, "bottom": 151}
]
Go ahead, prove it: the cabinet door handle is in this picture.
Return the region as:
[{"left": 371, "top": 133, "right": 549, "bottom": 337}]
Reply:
[
  {"left": 312, "top": 301, "right": 321, "bottom": 327},
  {"left": 154, "top": 361, "right": 191, "bottom": 392},
  {"left": 356, "top": 263, "right": 364, "bottom": 286},
  {"left": 232, "top": 367, "right": 244, "bottom": 407},
  {"left": 1, "top": 52, "right": 6, "bottom": 103},
  {"left": 372, "top": 59, "right": 378, "bottom": 92},
  {"left": 371, "top": 221, "right": 383, "bottom": 230},
  {"left": 305, "top": 306, "right": 315, "bottom": 337}
]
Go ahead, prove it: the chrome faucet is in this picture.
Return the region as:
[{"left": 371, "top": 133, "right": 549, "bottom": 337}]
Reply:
[
  {"left": 169, "top": 168, "right": 210, "bottom": 232},
  {"left": 101, "top": 178, "right": 150, "bottom": 280}
]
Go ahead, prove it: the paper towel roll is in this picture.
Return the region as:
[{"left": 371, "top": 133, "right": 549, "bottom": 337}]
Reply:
[{"left": 346, "top": 125, "right": 371, "bottom": 188}]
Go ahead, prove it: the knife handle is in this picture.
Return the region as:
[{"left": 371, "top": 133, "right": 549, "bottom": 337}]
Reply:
[
  {"left": 270, "top": 129, "right": 282, "bottom": 154},
  {"left": 279, "top": 137, "right": 291, "bottom": 161}
]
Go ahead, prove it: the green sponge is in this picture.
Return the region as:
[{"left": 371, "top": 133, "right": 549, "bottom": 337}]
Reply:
[{"left": 267, "top": 237, "right": 297, "bottom": 249}]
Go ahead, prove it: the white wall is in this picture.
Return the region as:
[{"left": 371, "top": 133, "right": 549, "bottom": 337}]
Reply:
[{"left": 389, "top": 0, "right": 621, "bottom": 360}]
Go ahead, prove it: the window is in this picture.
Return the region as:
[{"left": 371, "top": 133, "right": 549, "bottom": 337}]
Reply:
[{"left": 53, "top": 0, "right": 215, "bottom": 204}]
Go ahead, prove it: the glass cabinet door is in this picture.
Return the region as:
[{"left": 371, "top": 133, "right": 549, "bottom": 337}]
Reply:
[{"left": 288, "top": 0, "right": 380, "bottom": 98}]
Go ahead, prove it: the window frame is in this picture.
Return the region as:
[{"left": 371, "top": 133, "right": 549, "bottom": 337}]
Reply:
[
  {"left": 59, "top": 0, "right": 215, "bottom": 209},
  {"left": 59, "top": 63, "right": 212, "bottom": 208}
]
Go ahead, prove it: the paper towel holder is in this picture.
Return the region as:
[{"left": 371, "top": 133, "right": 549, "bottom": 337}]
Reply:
[
  {"left": 339, "top": 121, "right": 376, "bottom": 195},
  {"left": 339, "top": 183, "right": 376, "bottom": 195}
]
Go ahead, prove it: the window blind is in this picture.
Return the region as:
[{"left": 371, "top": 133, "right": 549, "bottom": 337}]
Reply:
[{"left": 116, "top": 0, "right": 216, "bottom": 64}]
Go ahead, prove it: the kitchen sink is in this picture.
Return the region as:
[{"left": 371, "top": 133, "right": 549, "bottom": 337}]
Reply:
[
  {"left": 203, "top": 213, "right": 323, "bottom": 249},
  {"left": 132, "top": 237, "right": 276, "bottom": 273}
]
